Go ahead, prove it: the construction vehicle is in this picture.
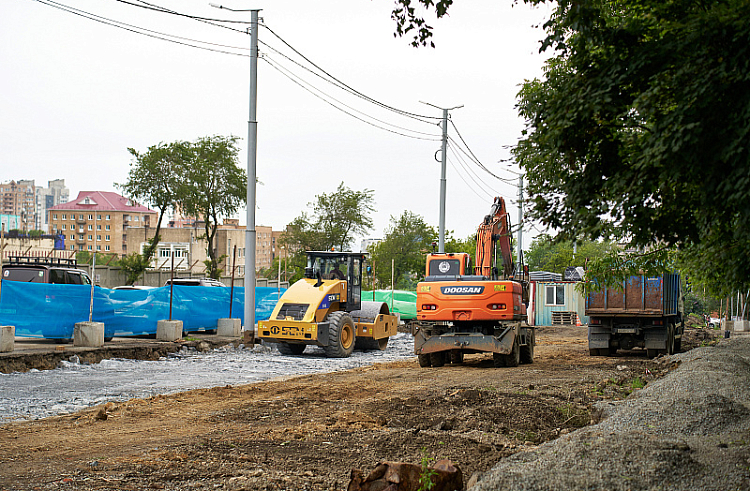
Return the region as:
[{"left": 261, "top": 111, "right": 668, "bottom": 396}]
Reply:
[
  {"left": 258, "top": 251, "right": 398, "bottom": 358},
  {"left": 414, "top": 197, "right": 535, "bottom": 368},
  {"left": 587, "top": 273, "right": 684, "bottom": 357}
]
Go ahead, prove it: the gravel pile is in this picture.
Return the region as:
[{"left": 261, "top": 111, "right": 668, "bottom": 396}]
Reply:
[{"left": 472, "top": 335, "right": 750, "bottom": 491}]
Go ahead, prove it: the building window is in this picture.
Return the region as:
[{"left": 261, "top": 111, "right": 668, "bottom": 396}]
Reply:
[
  {"left": 97, "top": 235, "right": 101, "bottom": 241},
  {"left": 105, "top": 225, "right": 110, "bottom": 231},
  {"left": 62, "top": 224, "right": 66, "bottom": 230},
  {"left": 159, "top": 248, "right": 171, "bottom": 258},
  {"left": 105, "top": 245, "right": 110, "bottom": 251},
  {"left": 105, "top": 235, "right": 110, "bottom": 241},
  {"left": 88, "top": 235, "right": 93, "bottom": 240},
  {"left": 106, "top": 215, "right": 111, "bottom": 220},
  {"left": 96, "top": 245, "right": 101, "bottom": 251},
  {"left": 545, "top": 285, "right": 565, "bottom": 306},
  {"left": 79, "top": 214, "right": 84, "bottom": 220},
  {"left": 70, "top": 245, "right": 75, "bottom": 251},
  {"left": 88, "top": 224, "right": 92, "bottom": 230},
  {"left": 97, "top": 214, "right": 102, "bottom": 220},
  {"left": 70, "top": 234, "right": 75, "bottom": 240},
  {"left": 62, "top": 214, "right": 66, "bottom": 220},
  {"left": 88, "top": 214, "right": 93, "bottom": 220},
  {"left": 97, "top": 224, "right": 101, "bottom": 230},
  {"left": 87, "top": 245, "right": 92, "bottom": 251},
  {"left": 53, "top": 214, "right": 57, "bottom": 220}
]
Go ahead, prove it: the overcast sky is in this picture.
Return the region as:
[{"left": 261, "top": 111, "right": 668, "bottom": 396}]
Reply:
[{"left": 1, "top": 0, "right": 551, "bottom": 251}]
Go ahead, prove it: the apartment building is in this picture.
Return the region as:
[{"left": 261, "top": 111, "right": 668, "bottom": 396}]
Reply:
[
  {"left": 36, "top": 179, "right": 69, "bottom": 232},
  {"left": 0, "top": 180, "right": 35, "bottom": 231},
  {"left": 48, "top": 191, "right": 156, "bottom": 254}
]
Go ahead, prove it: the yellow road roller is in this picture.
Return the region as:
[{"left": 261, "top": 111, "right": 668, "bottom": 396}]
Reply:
[{"left": 258, "top": 251, "right": 398, "bottom": 357}]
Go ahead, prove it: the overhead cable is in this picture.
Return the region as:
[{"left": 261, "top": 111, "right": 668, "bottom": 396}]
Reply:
[
  {"left": 263, "top": 56, "right": 442, "bottom": 141},
  {"left": 261, "top": 23, "right": 442, "bottom": 124},
  {"left": 448, "top": 120, "right": 520, "bottom": 183},
  {"left": 32, "top": 0, "right": 249, "bottom": 56}
]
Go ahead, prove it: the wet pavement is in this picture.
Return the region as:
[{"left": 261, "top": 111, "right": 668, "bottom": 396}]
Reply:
[{"left": 0, "top": 333, "right": 415, "bottom": 423}]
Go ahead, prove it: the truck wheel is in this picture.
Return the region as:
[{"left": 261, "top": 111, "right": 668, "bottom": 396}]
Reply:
[
  {"left": 324, "top": 311, "right": 356, "bottom": 358},
  {"left": 520, "top": 332, "right": 535, "bottom": 364},
  {"left": 450, "top": 351, "right": 464, "bottom": 364},
  {"left": 504, "top": 337, "right": 521, "bottom": 367},
  {"left": 418, "top": 353, "right": 431, "bottom": 367},
  {"left": 429, "top": 352, "right": 446, "bottom": 367},
  {"left": 277, "top": 342, "right": 306, "bottom": 356},
  {"left": 492, "top": 352, "right": 506, "bottom": 368}
]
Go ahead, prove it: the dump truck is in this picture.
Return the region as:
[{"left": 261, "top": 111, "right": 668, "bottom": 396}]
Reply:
[
  {"left": 257, "top": 251, "right": 398, "bottom": 358},
  {"left": 587, "top": 273, "right": 684, "bottom": 357},
  {"left": 413, "top": 197, "right": 535, "bottom": 368}
]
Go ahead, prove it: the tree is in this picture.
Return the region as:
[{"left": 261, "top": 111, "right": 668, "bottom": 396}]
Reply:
[
  {"left": 526, "top": 235, "right": 616, "bottom": 274},
  {"left": 281, "top": 182, "right": 375, "bottom": 253},
  {"left": 369, "top": 211, "right": 436, "bottom": 289},
  {"left": 176, "top": 136, "right": 247, "bottom": 280},
  {"left": 393, "top": 0, "right": 750, "bottom": 296},
  {"left": 117, "top": 141, "right": 184, "bottom": 284}
]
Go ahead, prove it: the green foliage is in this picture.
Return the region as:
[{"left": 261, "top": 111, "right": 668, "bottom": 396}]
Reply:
[
  {"left": 391, "top": 0, "right": 453, "bottom": 47},
  {"left": 578, "top": 247, "right": 675, "bottom": 295},
  {"left": 417, "top": 448, "right": 438, "bottom": 491},
  {"left": 393, "top": 0, "right": 750, "bottom": 295},
  {"left": 526, "top": 234, "right": 616, "bottom": 274},
  {"left": 174, "top": 136, "right": 246, "bottom": 280},
  {"left": 118, "top": 252, "right": 151, "bottom": 285},
  {"left": 512, "top": 0, "right": 750, "bottom": 295},
  {"left": 281, "top": 182, "right": 375, "bottom": 253},
  {"left": 368, "top": 211, "right": 436, "bottom": 289}
]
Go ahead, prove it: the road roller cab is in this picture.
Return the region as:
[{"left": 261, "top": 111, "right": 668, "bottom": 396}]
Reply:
[{"left": 257, "top": 251, "right": 398, "bottom": 358}]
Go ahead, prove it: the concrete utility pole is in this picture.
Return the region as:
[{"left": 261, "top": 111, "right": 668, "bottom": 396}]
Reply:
[
  {"left": 517, "top": 174, "right": 523, "bottom": 269},
  {"left": 245, "top": 9, "right": 260, "bottom": 338},
  {"left": 211, "top": 3, "right": 261, "bottom": 337},
  {"left": 422, "top": 102, "right": 462, "bottom": 253}
]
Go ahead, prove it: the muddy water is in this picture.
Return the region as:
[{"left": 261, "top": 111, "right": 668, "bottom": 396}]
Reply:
[{"left": 0, "top": 333, "right": 415, "bottom": 422}]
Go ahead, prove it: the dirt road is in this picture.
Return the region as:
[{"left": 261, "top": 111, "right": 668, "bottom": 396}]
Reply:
[{"left": 0, "top": 326, "right": 716, "bottom": 491}]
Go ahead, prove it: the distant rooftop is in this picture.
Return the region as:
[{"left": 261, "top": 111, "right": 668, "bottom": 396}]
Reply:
[{"left": 49, "top": 191, "right": 155, "bottom": 213}]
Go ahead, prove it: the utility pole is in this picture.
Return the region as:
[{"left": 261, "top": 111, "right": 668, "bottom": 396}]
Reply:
[
  {"left": 517, "top": 174, "right": 523, "bottom": 269},
  {"left": 211, "top": 4, "right": 260, "bottom": 339},
  {"left": 421, "top": 102, "right": 462, "bottom": 253}
]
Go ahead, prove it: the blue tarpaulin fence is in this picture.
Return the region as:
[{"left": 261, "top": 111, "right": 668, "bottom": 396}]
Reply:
[{"left": 0, "top": 281, "right": 284, "bottom": 339}]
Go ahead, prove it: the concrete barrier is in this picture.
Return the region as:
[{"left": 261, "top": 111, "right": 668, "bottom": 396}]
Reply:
[
  {"left": 732, "top": 320, "right": 748, "bottom": 332},
  {"left": 217, "top": 318, "right": 241, "bottom": 337},
  {"left": 74, "top": 322, "right": 105, "bottom": 347},
  {"left": 157, "top": 320, "right": 183, "bottom": 341},
  {"left": 0, "top": 325, "right": 14, "bottom": 353}
]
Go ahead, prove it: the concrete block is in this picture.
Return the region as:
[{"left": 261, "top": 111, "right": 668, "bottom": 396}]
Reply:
[
  {"left": 157, "top": 320, "right": 183, "bottom": 341},
  {"left": 0, "top": 325, "right": 15, "bottom": 353},
  {"left": 217, "top": 318, "right": 241, "bottom": 337},
  {"left": 74, "top": 321, "right": 105, "bottom": 347},
  {"left": 732, "top": 320, "right": 748, "bottom": 332}
]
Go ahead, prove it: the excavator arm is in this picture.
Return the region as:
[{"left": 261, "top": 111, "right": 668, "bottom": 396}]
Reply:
[{"left": 474, "top": 197, "right": 513, "bottom": 279}]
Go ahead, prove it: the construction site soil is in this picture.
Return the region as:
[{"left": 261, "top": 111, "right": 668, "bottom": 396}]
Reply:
[{"left": 0, "top": 325, "right": 723, "bottom": 491}]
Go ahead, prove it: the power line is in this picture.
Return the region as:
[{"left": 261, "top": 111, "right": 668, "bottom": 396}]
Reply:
[
  {"left": 448, "top": 120, "right": 520, "bottom": 183},
  {"left": 261, "top": 23, "right": 442, "bottom": 124},
  {"left": 112, "top": 0, "right": 250, "bottom": 24},
  {"left": 446, "top": 142, "right": 506, "bottom": 199},
  {"left": 262, "top": 56, "right": 441, "bottom": 141},
  {"left": 31, "top": 0, "right": 250, "bottom": 56}
]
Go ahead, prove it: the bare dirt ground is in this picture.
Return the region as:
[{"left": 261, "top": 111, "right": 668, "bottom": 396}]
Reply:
[{"left": 0, "top": 325, "right": 720, "bottom": 491}]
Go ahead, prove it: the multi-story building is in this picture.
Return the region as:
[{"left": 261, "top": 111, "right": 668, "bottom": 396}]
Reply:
[
  {"left": 0, "top": 180, "right": 36, "bottom": 231},
  {"left": 48, "top": 191, "right": 156, "bottom": 254},
  {"left": 125, "top": 218, "right": 279, "bottom": 275},
  {"left": 36, "top": 179, "right": 69, "bottom": 232}
]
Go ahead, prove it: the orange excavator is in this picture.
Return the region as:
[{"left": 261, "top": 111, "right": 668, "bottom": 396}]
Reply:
[{"left": 414, "top": 197, "right": 534, "bottom": 368}]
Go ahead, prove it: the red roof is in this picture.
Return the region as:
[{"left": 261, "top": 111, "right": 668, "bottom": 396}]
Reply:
[{"left": 49, "top": 191, "right": 155, "bottom": 213}]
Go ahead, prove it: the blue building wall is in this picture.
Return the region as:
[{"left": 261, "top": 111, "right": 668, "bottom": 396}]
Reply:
[
  {"left": 0, "top": 214, "right": 21, "bottom": 232},
  {"left": 530, "top": 281, "right": 589, "bottom": 326}
]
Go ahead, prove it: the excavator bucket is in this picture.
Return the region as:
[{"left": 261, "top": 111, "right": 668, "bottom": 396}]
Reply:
[{"left": 347, "top": 460, "right": 463, "bottom": 491}]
